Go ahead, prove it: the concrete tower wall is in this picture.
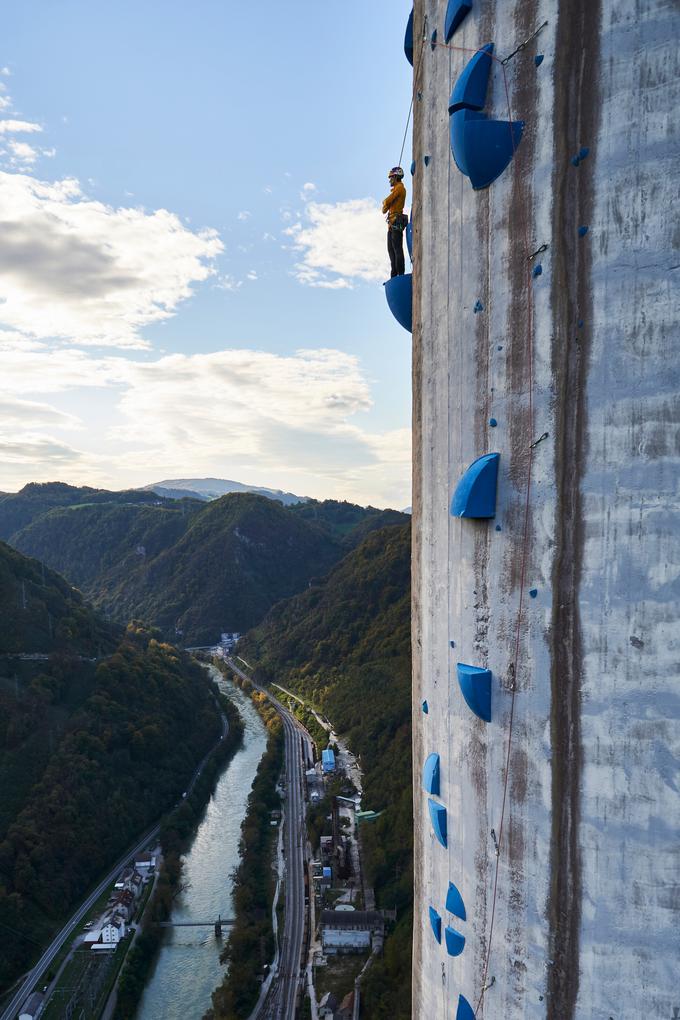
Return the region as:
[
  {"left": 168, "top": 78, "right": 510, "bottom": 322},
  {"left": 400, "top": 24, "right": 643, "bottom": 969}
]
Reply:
[{"left": 410, "top": 0, "right": 679, "bottom": 1017}]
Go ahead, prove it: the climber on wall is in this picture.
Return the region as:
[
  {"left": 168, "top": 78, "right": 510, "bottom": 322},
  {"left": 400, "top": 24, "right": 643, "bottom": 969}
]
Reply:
[{"left": 382, "top": 166, "right": 407, "bottom": 278}]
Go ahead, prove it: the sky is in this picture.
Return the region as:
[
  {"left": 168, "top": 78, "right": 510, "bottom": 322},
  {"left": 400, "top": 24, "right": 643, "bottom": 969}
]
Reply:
[{"left": 0, "top": 0, "right": 415, "bottom": 508}]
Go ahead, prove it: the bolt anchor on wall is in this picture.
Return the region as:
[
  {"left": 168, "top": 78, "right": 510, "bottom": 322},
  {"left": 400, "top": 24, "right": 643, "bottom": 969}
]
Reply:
[
  {"left": 528, "top": 243, "right": 549, "bottom": 261},
  {"left": 491, "top": 829, "right": 500, "bottom": 856},
  {"left": 501, "top": 21, "right": 549, "bottom": 65}
]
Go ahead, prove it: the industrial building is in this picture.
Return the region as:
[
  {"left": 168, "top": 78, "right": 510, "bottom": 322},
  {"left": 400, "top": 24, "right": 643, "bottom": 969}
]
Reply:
[{"left": 395, "top": 1, "right": 680, "bottom": 1017}]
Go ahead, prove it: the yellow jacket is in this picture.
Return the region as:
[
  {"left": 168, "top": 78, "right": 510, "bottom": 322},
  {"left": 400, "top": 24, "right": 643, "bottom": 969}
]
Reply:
[{"left": 382, "top": 181, "right": 406, "bottom": 225}]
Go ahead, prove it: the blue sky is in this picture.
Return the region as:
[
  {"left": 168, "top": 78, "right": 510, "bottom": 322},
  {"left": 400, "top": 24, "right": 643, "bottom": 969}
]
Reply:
[{"left": 0, "top": 1, "right": 415, "bottom": 507}]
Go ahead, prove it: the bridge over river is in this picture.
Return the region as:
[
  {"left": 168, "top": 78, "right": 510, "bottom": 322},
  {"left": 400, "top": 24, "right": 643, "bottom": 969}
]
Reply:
[{"left": 155, "top": 916, "right": 234, "bottom": 935}]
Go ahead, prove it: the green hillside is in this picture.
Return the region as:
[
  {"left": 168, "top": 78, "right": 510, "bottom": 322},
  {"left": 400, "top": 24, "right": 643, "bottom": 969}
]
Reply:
[
  {"left": 0, "top": 539, "right": 118, "bottom": 656},
  {"left": 240, "top": 522, "right": 412, "bottom": 1019},
  {"left": 0, "top": 481, "right": 177, "bottom": 541},
  {"left": 0, "top": 544, "right": 222, "bottom": 993},
  {"left": 12, "top": 501, "right": 196, "bottom": 593},
  {"left": 12, "top": 490, "right": 407, "bottom": 645}
]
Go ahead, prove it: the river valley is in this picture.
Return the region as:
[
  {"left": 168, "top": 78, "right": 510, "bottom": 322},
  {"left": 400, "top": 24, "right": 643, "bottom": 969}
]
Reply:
[{"left": 135, "top": 667, "right": 267, "bottom": 1020}]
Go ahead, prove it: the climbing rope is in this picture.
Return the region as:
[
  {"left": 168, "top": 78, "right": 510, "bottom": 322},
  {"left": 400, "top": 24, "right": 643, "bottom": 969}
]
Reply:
[{"left": 398, "top": 16, "right": 428, "bottom": 169}]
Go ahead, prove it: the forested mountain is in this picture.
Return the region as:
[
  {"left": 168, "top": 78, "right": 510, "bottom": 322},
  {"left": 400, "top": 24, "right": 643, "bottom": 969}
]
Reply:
[
  {"left": 0, "top": 481, "right": 177, "bottom": 541},
  {"left": 11, "top": 488, "right": 407, "bottom": 645},
  {"left": 240, "top": 522, "right": 412, "bottom": 1019},
  {"left": 0, "top": 542, "right": 222, "bottom": 993},
  {"left": 289, "top": 498, "right": 408, "bottom": 547},
  {"left": 0, "top": 540, "right": 118, "bottom": 655}
]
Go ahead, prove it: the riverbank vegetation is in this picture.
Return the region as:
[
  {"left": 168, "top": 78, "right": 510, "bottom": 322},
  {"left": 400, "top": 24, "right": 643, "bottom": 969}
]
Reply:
[
  {"left": 113, "top": 689, "right": 244, "bottom": 1018},
  {"left": 206, "top": 687, "right": 284, "bottom": 1020}
]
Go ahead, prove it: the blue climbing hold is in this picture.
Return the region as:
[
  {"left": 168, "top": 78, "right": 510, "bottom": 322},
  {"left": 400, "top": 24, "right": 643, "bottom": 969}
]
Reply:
[
  {"left": 449, "top": 44, "right": 494, "bottom": 114},
  {"left": 410, "top": 159, "right": 416, "bottom": 176},
  {"left": 384, "top": 274, "right": 413, "bottom": 333},
  {"left": 404, "top": 8, "right": 414, "bottom": 66},
  {"left": 497, "top": 345, "right": 503, "bottom": 351},
  {"left": 431, "top": 28, "right": 438, "bottom": 51},
  {"left": 450, "top": 640, "right": 456, "bottom": 648},
  {"left": 578, "top": 225, "right": 589, "bottom": 236},
  {"left": 445, "top": 881, "right": 467, "bottom": 920},
  {"left": 462, "top": 115, "right": 525, "bottom": 190},
  {"left": 429, "top": 906, "right": 442, "bottom": 943},
  {"left": 424, "top": 154, "right": 430, "bottom": 166},
  {"left": 529, "top": 588, "right": 538, "bottom": 598},
  {"left": 571, "top": 146, "right": 590, "bottom": 167},
  {"left": 428, "top": 799, "right": 448, "bottom": 848},
  {"left": 535, "top": 53, "right": 544, "bottom": 67},
  {"left": 457, "top": 995, "right": 476, "bottom": 1020},
  {"left": 532, "top": 264, "right": 543, "bottom": 278},
  {"left": 451, "top": 452, "right": 500, "bottom": 518},
  {"left": 456, "top": 663, "right": 492, "bottom": 722},
  {"left": 423, "top": 753, "right": 441, "bottom": 796},
  {"left": 444, "top": 0, "right": 472, "bottom": 42},
  {"left": 489, "top": 418, "right": 497, "bottom": 427},
  {"left": 473, "top": 299, "right": 484, "bottom": 313},
  {"left": 495, "top": 524, "right": 502, "bottom": 531},
  {"left": 422, "top": 700, "right": 429, "bottom": 714},
  {"left": 445, "top": 925, "right": 466, "bottom": 957},
  {"left": 406, "top": 220, "right": 413, "bottom": 260}
]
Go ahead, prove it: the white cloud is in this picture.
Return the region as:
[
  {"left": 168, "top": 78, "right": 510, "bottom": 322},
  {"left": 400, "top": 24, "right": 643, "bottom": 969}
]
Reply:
[
  {"left": 237, "top": 210, "right": 251, "bottom": 221},
  {"left": 0, "top": 96, "right": 11, "bottom": 111},
  {"left": 0, "top": 395, "right": 81, "bottom": 429},
  {"left": 215, "top": 274, "right": 243, "bottom": 292},
  {"left": 285, "top": 198, "right": 387, "bottom": 288},
  {"left": 246, "top": 270, "right": 258, "bottom": 281},
  {"left": 7, "top": 140, "right": 39, "bottom": 165},
  {"left": 0, "top": 171, "right": 223, "bottom": 348},
  {"left": 300, "top": 181, "right": 317, "bottom": 201},
  {"left": 0, "top": 433, "right": 83, "bottom": 465},
  {"left": 0, "top": 343, "right": 410, "bottom": 505},
  {"left": 0, "top": 119, "right": 42, "bottom": 134},
  {"left": 0, "top": 67, "right": 11, "bottom": 77}
]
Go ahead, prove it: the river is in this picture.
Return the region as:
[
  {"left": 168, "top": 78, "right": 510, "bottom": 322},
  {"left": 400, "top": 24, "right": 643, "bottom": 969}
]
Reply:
[{"left": 135, "top": 667, "right": 268, "bottom": 1019}]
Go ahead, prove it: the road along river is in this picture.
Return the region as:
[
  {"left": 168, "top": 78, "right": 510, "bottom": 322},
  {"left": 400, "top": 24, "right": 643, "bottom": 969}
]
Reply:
[{"left": 135, "top": 667, "right": 267, "bottom": 1020}]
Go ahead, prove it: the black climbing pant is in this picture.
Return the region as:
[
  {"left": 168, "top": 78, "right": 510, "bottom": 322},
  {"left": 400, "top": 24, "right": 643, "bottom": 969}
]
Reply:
[{"left": 387, "top": 225, "right": 405, "bottom": 278}]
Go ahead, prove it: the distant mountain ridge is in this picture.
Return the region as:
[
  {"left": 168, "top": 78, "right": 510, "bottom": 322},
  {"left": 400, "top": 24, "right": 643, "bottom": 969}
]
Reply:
[{"left": 145, "top": 477, "right": 307, "bottom": 505}]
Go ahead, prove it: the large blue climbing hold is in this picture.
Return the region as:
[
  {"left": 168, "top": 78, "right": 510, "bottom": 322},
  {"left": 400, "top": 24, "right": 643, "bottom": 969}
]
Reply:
[
  {"left": 444, "top": 0, "right": 472, "bottom": 42},
  {"left": 445, "top": 925, "right": 466, "bottom": 957},
  {"left": 406, "top": 220, "right": 413, "bottom": 260},
  {"left": 445, "top": 881, "right": 467, "bottom": 920},
  {"left": 464, "top": 117, "right": 524, "bottom": 190},
  {"left": 404, "top": 8, "right": 414, "bottom": 66},
  {"left": 450, "top": 108, "right": 486, "bottom": 177},
  {"left": 449, "top": 44, "right": 494, "bottom": 113},
  {"left": 450, "top": 452, "right": 500, "bottom": 519},
  {"left": 423, "top": 752, "right": 441, "bottom": 796},
  {"left": 456, "top": 663, "right": 492, "bottom": 722},
  {"left": 457, "top": 995, "right": 476, "bottom": 1020},
  {"left": 429, "top": 906, "right": 442, "bottom": 944},
  {"left": 384, "top": 274, "right": 413, "bottom": 333},
  {"left": 428, "top": 798, "right": 448, "bottom": 848}
]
